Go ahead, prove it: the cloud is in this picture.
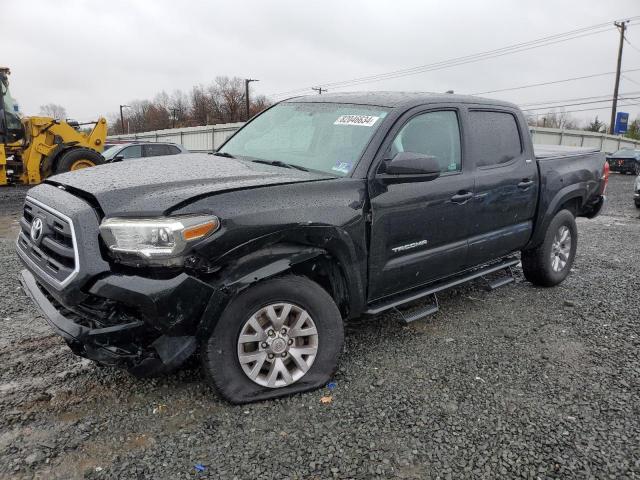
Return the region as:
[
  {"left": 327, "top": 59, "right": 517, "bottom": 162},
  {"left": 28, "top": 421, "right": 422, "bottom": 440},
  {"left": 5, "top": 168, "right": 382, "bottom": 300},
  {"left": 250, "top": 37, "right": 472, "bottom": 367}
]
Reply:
[{"left": 3, "top": 0, "right": 639, "bottom": 124}]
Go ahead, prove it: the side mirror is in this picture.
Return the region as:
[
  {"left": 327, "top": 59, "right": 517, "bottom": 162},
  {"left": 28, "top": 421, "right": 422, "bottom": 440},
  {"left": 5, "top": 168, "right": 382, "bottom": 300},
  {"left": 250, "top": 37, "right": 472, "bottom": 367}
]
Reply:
[
  {"left": 379, "top": 152, "right": 441, "bottom": 183},
  {"left": 113, "top": 154, "right": 124, "bottom": 162}
]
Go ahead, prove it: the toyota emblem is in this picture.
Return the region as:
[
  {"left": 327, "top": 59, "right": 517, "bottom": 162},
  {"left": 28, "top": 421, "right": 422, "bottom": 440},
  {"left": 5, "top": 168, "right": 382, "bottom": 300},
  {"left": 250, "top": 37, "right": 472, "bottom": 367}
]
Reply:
[{"left": 30, "top": 217, "right": 44, "bottom": 243}]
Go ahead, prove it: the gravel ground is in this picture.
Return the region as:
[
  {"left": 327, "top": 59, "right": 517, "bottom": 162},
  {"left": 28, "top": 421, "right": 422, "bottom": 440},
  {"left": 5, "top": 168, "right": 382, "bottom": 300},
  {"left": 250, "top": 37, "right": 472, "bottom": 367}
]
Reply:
[{"left": 0, "top": 174, "right": 639, "bottom": 479}]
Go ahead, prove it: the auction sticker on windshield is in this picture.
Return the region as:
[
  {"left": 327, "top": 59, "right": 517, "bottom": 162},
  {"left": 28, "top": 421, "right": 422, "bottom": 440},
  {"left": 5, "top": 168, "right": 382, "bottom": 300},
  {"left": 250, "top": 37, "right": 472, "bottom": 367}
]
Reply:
[{"left": 334, "top": 115, "right": 380, "bottom": 127}]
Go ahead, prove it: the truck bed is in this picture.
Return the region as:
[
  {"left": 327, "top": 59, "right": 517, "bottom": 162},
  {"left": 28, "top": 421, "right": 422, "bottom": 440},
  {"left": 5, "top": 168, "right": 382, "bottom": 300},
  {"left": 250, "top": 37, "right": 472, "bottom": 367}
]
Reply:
[
  {"left": 526, "top": 146, "right": 606, "bottom": 249},
  {"left": 534, "top": 144, "right": 601, "bottom": 159}
]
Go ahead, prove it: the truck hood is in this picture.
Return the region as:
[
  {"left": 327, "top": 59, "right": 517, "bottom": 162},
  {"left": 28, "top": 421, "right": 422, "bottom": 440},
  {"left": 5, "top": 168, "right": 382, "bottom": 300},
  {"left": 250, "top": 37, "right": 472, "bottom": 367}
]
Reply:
[{"left": 48, "top": 153, "right": 333, "bottom": 216}]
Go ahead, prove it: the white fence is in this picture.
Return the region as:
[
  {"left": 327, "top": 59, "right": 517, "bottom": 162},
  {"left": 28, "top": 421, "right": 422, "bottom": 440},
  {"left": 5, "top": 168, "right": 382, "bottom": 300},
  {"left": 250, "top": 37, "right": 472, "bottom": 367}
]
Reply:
[
  {"left": 109, "top": 123, "right": 640, "bottom": 154},
  {"left": 530, "top": 127, "right": 640, "bottom": 153},
  {"left": 108, "top": 123, "right": 244, "bottom": 152}
]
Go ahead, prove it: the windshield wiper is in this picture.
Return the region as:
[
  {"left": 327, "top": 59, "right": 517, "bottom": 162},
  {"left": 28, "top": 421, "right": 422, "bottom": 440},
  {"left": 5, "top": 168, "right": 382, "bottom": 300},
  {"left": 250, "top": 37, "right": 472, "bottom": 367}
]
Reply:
[
  {"left": 213, "top": 151, "right": 235, "bottom": 158},
  {"left": 252, "top": 159, "right": 309, "bottom": 172}
]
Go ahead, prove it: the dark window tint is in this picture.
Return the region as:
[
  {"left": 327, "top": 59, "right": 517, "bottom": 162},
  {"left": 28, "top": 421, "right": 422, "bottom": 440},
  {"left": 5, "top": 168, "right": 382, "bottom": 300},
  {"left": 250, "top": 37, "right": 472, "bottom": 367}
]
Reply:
[
  {"left": 390, "top": 110, "right": 462, "bottom": 173},
  {"left": 167, "top": 145, "right": 181, "bottom": 154},
  {"left": 120, "top": 145, "right": 142, "bottom": 159},
  {"left": 144, "top": 144, "right": 171, "bottom": 157},
  {"left": 469, "top": 111, "right": 522, "bottom": 167}
]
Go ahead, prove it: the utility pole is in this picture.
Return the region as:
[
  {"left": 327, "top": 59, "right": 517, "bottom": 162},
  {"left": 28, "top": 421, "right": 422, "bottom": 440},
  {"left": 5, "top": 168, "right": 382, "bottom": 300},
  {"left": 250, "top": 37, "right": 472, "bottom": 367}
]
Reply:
[
  {"left": 312, "top": 86, "right": 327, "bottom": 94},
  {"left": 610, "top": 20, "right": 628, "bottom": 134},
  {"left": 119, "top": 104, "right": 130, "bottom": 135},
  {"left": 244, "top": 78, "right": 258, "bottom": 121}
]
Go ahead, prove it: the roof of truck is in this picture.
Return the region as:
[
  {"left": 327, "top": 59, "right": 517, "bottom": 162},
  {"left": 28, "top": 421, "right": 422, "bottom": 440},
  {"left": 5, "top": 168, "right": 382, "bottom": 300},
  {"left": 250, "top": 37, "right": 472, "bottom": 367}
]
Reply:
[{"left": 284, "top": 91, "right": 518, "bottom": 110}]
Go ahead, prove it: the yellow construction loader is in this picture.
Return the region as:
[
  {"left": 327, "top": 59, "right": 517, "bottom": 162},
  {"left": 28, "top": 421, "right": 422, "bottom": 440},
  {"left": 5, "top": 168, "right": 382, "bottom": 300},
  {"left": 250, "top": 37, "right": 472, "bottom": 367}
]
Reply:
[{"left": 0, "top": 67, "right": 107, "bottom": 185}]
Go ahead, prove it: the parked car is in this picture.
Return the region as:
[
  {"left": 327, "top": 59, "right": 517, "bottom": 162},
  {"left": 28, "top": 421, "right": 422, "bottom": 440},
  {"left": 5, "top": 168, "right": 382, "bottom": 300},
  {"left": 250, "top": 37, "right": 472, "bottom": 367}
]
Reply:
[
  {"left": 17, "top": 92, "right": 608, "bottom": 403},
  {"left": 606, "top": 148, "right": 640, "bottom": 175},
  {"left": 102, "top": 142, "right": 187, "bottom": 162},
  {"left": 634, "top": 174, "right": 640, "bottom": 208}
]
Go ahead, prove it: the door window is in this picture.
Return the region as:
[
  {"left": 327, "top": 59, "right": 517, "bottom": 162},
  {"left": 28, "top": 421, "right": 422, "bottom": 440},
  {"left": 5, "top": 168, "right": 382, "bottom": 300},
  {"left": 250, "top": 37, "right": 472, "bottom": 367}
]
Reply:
[
  {"left": 120, "top": 145, "right": 142, "bottom": 159},
  {"left": 390, "top": 111, "right": 462, "bottom": 173},
  {"left": 144, "top": 144, "right": 171, "bottom": 157},
  {"left": 167, "top": 145, "right": 181, "bottom": 154},
  {"left": 468, "top": 111, "right": 522, "bottom": 167}
]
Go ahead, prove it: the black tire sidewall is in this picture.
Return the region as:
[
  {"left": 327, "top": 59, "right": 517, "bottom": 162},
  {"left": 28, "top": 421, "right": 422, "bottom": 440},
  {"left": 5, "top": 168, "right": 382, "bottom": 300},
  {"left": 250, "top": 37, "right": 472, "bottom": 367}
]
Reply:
[
  {"left": 55, "top": 148, "right": 105, "bottom": 174},
  {"left": 201, "top": 275, "right": 344, "bottom": 404},
  {"left": 539, "top": 210, "right": 578, "bottom": 285}
]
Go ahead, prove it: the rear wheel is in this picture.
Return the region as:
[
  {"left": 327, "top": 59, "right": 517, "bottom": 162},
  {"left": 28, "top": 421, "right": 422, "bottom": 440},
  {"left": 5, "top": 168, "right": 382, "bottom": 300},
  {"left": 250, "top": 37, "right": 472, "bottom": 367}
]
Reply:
[
  {"left": 201, "top": 275, "right": 344, "bottom": 404},
  {"left": 521, "top": 209, "right": 577, "bottom": 287},
  {"left": 55, "top": 148, "right": 104, "bottom": 174}
]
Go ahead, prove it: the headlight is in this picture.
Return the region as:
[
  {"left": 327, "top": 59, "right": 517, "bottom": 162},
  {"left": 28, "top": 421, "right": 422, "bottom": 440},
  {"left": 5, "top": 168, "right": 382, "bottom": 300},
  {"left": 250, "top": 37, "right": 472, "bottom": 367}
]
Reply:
[
  {"left": 99, "top": 215, "right": 219, "bottom": 265},
  {"left": 635, "top": 175, "right": 640, "bottom": 192}
]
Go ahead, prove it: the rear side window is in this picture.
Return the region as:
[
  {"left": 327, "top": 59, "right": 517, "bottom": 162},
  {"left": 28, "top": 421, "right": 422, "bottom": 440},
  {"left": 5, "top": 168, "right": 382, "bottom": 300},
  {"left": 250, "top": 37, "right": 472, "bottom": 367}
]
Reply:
[
  {"left": 144, "top": 144, "right": 171, "bottom": 157},
  {"left": 468, "top": 111, "right": 522, "bottom": 167}
]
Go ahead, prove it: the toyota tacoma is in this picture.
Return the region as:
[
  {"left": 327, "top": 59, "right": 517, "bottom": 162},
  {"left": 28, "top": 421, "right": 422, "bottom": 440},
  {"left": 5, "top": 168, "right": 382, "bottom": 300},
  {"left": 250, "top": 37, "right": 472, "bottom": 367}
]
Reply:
[{"left": 17, "top": 93, "right": 608, "bottom": 403}]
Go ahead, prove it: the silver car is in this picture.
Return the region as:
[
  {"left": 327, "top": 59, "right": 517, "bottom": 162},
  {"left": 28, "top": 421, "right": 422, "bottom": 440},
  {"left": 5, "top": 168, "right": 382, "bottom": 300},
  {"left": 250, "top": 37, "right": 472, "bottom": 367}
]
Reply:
[{"left": 102, "top": 142, "right": 188, "bottom": 162}]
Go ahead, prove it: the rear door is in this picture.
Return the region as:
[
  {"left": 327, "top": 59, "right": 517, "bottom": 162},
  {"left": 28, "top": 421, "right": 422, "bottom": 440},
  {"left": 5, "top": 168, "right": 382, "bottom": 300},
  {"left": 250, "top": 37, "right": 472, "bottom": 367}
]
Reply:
[
  {"left": 368, "top": 106, "right": 474, "bottom": 300},
  {"left": 464, "top": 108, "right": 538, "bottom": 266}
]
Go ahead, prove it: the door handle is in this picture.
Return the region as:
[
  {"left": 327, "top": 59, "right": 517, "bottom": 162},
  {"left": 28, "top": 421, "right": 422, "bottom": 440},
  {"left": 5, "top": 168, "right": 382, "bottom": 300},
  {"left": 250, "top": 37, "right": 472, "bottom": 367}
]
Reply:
[
  {"left": 517, "top": 179, "right": 534, "bottom": 189},
  {"left": 450, "top": 191, "right": 473, "bottom": 204}
]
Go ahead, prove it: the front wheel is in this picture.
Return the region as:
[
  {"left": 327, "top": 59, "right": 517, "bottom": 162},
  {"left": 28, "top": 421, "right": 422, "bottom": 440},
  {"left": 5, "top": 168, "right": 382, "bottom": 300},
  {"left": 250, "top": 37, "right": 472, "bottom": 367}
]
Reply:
[
  {"left": 521, "top": 209, "right": 578, "bottom": 287},
  {"left": 201, "top": 275, "right": 344, "bottom": 404},
  {"left": 55, "top": 147, "right": 105, "bottom": 174}
]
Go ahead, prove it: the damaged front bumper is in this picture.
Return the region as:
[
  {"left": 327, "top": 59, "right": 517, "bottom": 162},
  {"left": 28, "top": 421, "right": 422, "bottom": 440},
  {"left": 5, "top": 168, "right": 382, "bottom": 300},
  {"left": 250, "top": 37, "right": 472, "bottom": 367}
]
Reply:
[{"left": 19, "top": 268, "right": 214, "bottom": 376}]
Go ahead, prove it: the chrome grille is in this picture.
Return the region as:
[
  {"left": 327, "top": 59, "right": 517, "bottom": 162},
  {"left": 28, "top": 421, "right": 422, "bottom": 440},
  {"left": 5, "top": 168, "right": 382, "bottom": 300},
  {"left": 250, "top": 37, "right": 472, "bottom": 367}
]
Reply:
[{"left": 17, "top": 197, "right": 79, "bottom": 287}]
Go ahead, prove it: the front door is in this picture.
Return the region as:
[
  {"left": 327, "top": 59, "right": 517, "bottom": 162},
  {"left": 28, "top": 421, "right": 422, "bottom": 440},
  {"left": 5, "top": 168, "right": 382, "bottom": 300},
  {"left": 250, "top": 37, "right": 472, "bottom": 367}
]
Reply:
[{"left": 368, "top": 108, "right": 474, "bottom": 301}]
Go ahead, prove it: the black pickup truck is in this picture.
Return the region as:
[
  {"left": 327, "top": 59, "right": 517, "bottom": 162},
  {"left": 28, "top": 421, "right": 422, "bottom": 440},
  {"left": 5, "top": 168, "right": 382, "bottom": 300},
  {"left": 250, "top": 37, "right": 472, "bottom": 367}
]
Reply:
[{"left": 17, "top": 93, "right": 608, "bottom": 403}]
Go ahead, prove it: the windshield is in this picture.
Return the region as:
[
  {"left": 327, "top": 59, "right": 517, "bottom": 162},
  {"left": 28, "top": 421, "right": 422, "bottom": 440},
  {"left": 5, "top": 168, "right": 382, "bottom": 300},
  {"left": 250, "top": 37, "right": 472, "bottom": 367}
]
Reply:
[{"left": 218, "top": 102, "right": 390, "bottom": 176}]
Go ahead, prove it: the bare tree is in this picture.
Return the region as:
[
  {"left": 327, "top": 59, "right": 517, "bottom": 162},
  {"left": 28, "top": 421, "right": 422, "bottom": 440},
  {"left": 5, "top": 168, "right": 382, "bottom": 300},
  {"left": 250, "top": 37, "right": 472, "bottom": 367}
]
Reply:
[
  {"left": 107, "top": 75, "right": 272, "bottom": 133},
  {"left": 39, "top": 103, "right": 67, "bottom": 119},
  {"left": 169, "top": 89, "right": 190, "bottom": 127},
  {"left": 530, "top": 110, "right": 578, "bottom": 130}
]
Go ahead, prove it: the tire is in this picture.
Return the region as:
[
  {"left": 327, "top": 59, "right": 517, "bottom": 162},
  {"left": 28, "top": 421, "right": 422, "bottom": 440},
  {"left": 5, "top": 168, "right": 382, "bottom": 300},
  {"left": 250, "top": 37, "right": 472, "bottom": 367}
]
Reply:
[
  {"left": 201, "top": 275, "right": 344, "bottom": 404},
  {"left": 55, "top": 147, "right": 105, "bottom": 174},
  {"left": 635, "top": 200, "right": 640, "bottom": 209},
  {"left": 521, "top": 209, "right": 578, "bottom": 287}
]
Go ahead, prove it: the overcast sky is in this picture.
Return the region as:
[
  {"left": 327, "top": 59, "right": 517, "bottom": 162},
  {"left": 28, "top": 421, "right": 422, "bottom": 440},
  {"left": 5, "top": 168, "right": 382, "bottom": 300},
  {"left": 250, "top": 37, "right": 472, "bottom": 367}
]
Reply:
[{"left": 4, "top": 0, "right": 640, "bottom": 126}]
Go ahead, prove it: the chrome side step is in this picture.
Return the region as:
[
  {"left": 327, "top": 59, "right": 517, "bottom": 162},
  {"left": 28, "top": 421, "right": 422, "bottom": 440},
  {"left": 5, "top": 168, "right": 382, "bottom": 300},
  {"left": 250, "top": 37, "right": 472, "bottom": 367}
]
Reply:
[{"left": 365, "top": 256, "right": 519, "bottom": 316}]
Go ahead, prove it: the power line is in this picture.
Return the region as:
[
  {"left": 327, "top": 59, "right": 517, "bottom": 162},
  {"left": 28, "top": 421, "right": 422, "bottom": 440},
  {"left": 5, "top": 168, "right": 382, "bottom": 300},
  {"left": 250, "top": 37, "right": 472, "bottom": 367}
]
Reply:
[
  {"left": 273, "top": 23, "right": 611, "bottom": 95},
  {"left": 624, "top": 35, "right": 640, "bottom": 53},
  {"left": 525, "top": 100, "right": 640, "bottom": 118},
  {"left": 622, "top": 74, "right": 640, "bottom": 87},
  {"left": 271, "top": 19, "right": 640, "bottom": 97},
  {"left": 471, "top": 67, "right": 640, "bottom": 96},
  {"left": 274, "top": 26, "right": 613, "bottom": 96},
  {"left": 522, "top": 95, "right": 640, "bottom": 112},
  {"left": 520, "top": 91, "right": 640, "bottom": 108}
]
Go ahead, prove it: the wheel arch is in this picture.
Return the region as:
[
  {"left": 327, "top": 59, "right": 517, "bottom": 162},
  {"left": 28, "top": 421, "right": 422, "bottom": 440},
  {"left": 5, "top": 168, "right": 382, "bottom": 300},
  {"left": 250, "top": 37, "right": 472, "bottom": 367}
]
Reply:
[
  {"left": 525, "top": 185, "right": 585, "bottom": 250},
  {"left": 197, "top": 231, "right": 366, "bottom": 337}
]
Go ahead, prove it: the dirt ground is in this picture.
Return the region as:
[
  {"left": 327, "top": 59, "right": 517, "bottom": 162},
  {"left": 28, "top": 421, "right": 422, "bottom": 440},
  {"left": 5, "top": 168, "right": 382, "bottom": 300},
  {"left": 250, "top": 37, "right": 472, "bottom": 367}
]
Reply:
[{"left": 0, "top": 173, "right": 639, "bottom": 479}]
